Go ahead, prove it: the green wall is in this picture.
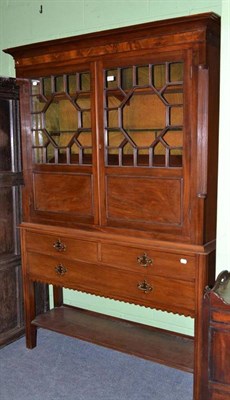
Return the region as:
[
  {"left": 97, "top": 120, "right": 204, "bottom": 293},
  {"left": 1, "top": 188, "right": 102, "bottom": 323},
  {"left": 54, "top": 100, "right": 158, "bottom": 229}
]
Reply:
[{"left": 1, "top": 0, "right": 228, "bottom": 336}]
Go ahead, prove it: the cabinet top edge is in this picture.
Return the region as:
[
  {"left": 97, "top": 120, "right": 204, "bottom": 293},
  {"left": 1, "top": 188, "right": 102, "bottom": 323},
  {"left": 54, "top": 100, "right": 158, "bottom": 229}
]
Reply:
[{"left": 4, "top": 12, "right": 220, "bottom": 59}]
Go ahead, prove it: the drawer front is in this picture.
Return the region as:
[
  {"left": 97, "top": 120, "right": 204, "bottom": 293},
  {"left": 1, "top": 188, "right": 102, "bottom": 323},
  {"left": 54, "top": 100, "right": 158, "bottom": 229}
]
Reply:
[
  {"left": 27, "top": 252, "right": 195, "bottom": 316},
  {"left": 101, "top": 243, "right": 195, "bottom": 281},
  {"left": 25, "top": 231, "right": 98, "bottom": 263}
]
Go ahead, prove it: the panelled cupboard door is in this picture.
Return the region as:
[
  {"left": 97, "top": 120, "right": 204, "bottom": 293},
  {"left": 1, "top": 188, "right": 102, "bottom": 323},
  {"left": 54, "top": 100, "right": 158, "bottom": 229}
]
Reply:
[
  {"left": 19, "top": 64, "right": 99, "bottom": 227},
  {"left": 99, "top": 51, "right": 193, "bottom": 242}
]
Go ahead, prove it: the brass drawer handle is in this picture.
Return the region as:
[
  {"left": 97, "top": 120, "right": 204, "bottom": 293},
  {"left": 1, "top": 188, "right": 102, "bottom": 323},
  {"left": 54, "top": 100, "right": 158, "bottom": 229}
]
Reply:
[
  {"left": 137, "top": 253, "right": 153, "bottom": 268},
  {"left": 53, "top": 238, "right": 66, "bottom": 252},
  {"left": 137, "top": 280, "right": 153, "bottom": 293},
  {"left": 55, "top": 264, "right": 67, "bottom": 276}
]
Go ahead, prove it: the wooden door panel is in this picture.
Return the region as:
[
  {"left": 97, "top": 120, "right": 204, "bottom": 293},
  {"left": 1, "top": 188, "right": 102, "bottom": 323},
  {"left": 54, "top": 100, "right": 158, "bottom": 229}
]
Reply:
[
  {"left": 210, "top": 329, "right": 230, "bottom": 385},
  {"left": 106, "top": 175, "right": 182, "bottom": 226},
  {"left": 33, "top": 172, "right": 93, "bottom": 217}
]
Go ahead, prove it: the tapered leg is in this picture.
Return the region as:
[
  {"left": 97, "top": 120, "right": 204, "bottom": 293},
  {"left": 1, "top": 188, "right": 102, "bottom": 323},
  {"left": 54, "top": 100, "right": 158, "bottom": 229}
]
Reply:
[
  {"left": 24, "top": 278, "right": 37, "bottom": 349},
  {"left": 53, "top": 285, "right": 63, "bottom": 307}
]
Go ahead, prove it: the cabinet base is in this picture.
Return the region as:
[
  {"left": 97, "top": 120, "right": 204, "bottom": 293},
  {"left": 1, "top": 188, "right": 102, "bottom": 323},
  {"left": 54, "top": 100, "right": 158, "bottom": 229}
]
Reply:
[{"left": 32, "top": 305, "right": 194, "bottom": 372}]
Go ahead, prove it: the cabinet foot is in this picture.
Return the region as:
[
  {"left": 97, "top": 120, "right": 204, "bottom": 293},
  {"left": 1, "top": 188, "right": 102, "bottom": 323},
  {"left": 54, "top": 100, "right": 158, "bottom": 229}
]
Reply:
[{"left": 25, "top": 325, "right": 37, "bottom": 349}]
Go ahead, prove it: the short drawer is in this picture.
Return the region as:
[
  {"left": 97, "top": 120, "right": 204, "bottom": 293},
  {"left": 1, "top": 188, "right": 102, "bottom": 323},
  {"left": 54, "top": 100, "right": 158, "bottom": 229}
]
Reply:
[
  {"left": 101, "top": 243, "right": 195, "bottom": 281},
  {"left": 27, "top": 252, "right": 195, "bottom": 317},
  {"left": 25, "top": 231, "right": 98, "bottom": 263}
]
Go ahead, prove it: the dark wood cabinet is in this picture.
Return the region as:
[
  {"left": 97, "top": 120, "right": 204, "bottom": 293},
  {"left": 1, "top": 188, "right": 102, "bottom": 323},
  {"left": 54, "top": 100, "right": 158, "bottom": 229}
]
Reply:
[
  {"left": 0, "top": 78, "right": 49, "bottom": 347},
  {"left": 4, "top": 12, "right": 220, "bottom": 399},
  {"left": 0, "top": 78, "right": 24, "bottom": 346},
  {"left": 202, "top": 271, "right": 230, "bottom": 400}
]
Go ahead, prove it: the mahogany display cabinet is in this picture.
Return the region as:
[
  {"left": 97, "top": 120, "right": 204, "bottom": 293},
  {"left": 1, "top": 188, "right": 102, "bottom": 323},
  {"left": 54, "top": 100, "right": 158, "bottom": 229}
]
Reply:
[{"left": 4, "top": 12, "right": 220, "bottom": 400}]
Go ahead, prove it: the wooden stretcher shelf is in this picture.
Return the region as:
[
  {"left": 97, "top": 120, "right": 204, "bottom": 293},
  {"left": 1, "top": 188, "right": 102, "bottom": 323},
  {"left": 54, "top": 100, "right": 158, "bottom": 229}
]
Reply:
[{"left": 32, "top": 305, "right": 194, "bottom": 373}]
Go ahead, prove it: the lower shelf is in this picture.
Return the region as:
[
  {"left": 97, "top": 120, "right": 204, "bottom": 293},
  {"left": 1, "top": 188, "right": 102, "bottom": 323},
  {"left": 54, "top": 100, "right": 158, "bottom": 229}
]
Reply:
[{"left": 32, "top": 306, "right": 194, "bottom": 373}]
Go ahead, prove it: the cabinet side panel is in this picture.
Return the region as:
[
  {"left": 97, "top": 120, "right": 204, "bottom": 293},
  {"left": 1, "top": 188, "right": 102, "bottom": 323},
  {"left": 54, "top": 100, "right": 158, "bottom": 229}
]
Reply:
[{"left": 204, "top": 41, "right": 220, "bottom": 243}]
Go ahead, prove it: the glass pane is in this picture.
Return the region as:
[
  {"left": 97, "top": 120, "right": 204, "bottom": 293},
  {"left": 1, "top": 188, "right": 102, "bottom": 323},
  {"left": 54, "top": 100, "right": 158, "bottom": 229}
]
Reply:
[
  {"left": 82, "top": 111, "right": 91, "bottom": 128},
  {"left": 58, "top": 132, "right": 71, "bottom": 148},
  {"left": 33, "top": 148, "right": 44, "bottom": 164},
  {"left": 107, "top": 148, "right": 119, "bottom": 165},
  {"left": 32, "top": 130, "right": 48, "bottom": 146},
  {"left": 153, "top": 142, "right": 166, "bottom": 166},
  {"left": 104, "top": 61, "right": 184, "bottom": 167},
  {"left": 121, "top": 68, "right": 133, "bottom": 90},
  {"left": 30, "top": 72, "right": 92, "bottom": 165},
  {"left": 47, "top": 143, "right": 55, "bottom": 163},
  {"left": 138, "top": 148, "right": 149, "bottom": 166},
  {"left": 170, "top": 148, "right": 183, "bottom": 167},
  {"left": 170, "top": 106, "right": 183, "bottom": 126},
  {"left": 70, "top": 143, "right": 80, "bottom": 164},
  {"left": 123, "top": 92, "right": 166, "bottom": 130},
  {"left": 31, "top": 113, "right": 42, "bottom": 129},
  {"left": 80, "top": 73, "right": 90, "bottom": 91},
  {"left": 137, "top": 66, "right": 149, "bottom": 86},
  {"left": 154, "top": 141, "right": 166, "bottom": 155},
  {"left": 123, "top": 141, "right": 134, "bottom": 155},
  {"left": 163, "top": 130, "right": 183, "bottom": 148},
  {"left": 55, "top": 76, "right": 64, "bottom": 92},
  {"left": 163, "top": 87, "right": 183, "bottom": 105},
  {"left": 76, "top": 93, "right": 91, "bottom": 109},
  {"left": 83, "top": 151, "right": 92, "bottom": 164},
  {"left": 107, "top": 94, "right": 122, "bottom": 108},
  {"left": 43, "top": 77, "right": 52, "bottom": 96},
  {"left": 107, "top": 131, "right": 124, "bottom": 147},
  {"left": 31, "top": 79, "right": 41, "bottom": 95},
  {"left": 57, "top": 148, "right": 67, "bottom": 163},
  {"left": 61, "top": 100, "right": 78, "bottom": 130},
  {"left": 128, "top": 131, "right": 155, "bottom": 147},
  {"left": 45, "top": 102, "right": 61, "bottom": 133},
  {"left": 169, "top": 62, "right": 183, "bottom": 82},
  {"left": 0, "top": 99, "right": 11, "bottom": 171},
  {"left": 31, "top": 95, "right": 45, "bottom": 113},
  {"left": 107, "top": 110, "right": 118, "bottom": 128},
  {"left": 106, "top": 69, "right": 118, "bottom": 89},
  {"left": 68, "top": 74, "right": 77, "bottom": 94},
  {"left": 78, "top": 131, "right": 92, "bottom": 148},
  {"left": 152, "top": 64, "right": 166, "bottom": 88}
]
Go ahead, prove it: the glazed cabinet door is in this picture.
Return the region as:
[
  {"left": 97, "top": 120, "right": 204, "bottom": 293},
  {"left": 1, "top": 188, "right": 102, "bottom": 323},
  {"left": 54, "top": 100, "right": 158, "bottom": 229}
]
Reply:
[
  {"left": 99, "top": 51, "right": 194, "bottom": 242},
  {"left": 19, "top": 64, "right": 98, "bottom": 227}
]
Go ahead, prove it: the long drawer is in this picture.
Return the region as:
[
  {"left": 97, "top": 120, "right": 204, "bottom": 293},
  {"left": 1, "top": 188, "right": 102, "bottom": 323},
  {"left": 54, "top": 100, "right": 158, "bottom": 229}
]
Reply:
[
  {"left": 25, "top": 231, "right": 98, "bottom": 263},
  {"left": 26, "top": 252, "right": 195, "bottom": 316},
  {"left": 101, "top": 243, "right": 196, "bottom": 281}
]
